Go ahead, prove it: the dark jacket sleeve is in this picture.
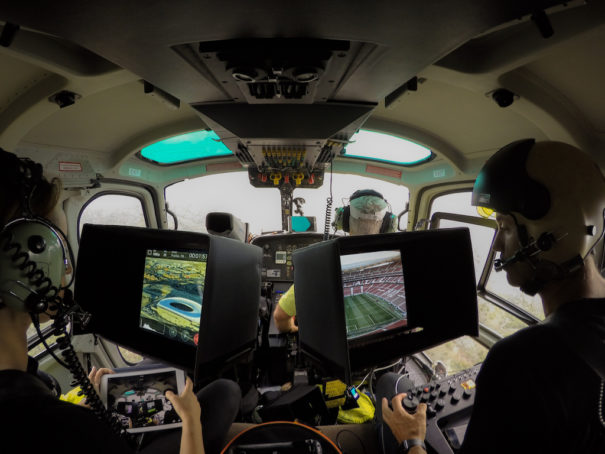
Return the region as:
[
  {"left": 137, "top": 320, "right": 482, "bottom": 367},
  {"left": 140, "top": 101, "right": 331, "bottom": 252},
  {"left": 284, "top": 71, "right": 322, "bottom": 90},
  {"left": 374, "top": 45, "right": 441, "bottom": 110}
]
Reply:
[
  {"left": 31, "top": 398, "right": 136, "bottom": 454},
  {"left": 459, "top": 334, "right": 557, "bottom": 454}
]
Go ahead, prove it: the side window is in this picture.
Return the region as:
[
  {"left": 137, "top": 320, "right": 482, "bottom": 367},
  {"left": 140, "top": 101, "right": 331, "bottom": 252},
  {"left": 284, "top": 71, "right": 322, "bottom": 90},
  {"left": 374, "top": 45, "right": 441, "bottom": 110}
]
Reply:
[
  {"left": 79, "top": 193, "right": 147, "bottom": 236},
  {"left": 430, "top": 192, "right": 496, "bottom": 283},
  {"left": 27, "top": 321, "right": 58, "bottom": 357},
  {"left": 424, "top": 336, "right": 488, "bottom": 374},
  {"left": 485, "top": 268, "right": 544, "bottom": 320},
  {"left": 425, "top": 192, "right": 495, "bottom": 371},
  {"left": 429, "top": 191, "right": 542, "bottom": 334}
]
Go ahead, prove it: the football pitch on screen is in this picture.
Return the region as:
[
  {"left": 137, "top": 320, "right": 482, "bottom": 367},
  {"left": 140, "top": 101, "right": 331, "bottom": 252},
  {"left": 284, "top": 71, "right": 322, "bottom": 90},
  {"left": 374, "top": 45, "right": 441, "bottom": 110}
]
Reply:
[{"left": 345, "top": 293, "right": 404, "bottom": 338}]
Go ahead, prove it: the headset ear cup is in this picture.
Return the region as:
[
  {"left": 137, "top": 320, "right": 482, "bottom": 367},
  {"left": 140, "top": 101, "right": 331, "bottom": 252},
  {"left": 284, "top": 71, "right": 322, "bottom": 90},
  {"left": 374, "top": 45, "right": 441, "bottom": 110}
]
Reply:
[
  {"left": 380, "top": 212, "right": 395, "bottom": 233},
  {"left": 332, "top": 207, "right": 345, "bottom": 232},
  {"left": 342, "top": 206, "right": 351, "bottom": 232}
]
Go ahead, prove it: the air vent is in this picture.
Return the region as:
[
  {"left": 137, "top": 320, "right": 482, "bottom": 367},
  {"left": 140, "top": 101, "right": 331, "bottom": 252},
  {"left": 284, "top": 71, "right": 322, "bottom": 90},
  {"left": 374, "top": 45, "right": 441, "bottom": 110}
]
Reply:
[
  {"left": 183, "top": 38, "right": 351, "bottom": 104},
  {"left": 249, "top": 81, "right": 308, "bottom": 100},
  {"left": 235, "top": 144, "right": 255, "bottom": 165}
]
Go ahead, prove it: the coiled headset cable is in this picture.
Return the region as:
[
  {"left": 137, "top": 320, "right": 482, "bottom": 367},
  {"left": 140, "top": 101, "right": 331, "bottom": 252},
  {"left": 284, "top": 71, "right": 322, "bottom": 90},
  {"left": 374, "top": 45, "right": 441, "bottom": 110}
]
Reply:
[
  {"left": 323, "top": 159, "right": 335, "bottom": 241},
  {"left": 1, "top": 223, "right": 130, "bottom": 441}
]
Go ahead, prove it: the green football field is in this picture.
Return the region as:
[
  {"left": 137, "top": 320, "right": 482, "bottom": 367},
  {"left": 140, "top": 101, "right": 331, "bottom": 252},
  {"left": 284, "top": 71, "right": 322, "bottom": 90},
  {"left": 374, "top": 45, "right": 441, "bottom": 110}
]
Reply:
[{"left": 344, "top": 293, "right": 405, "bottom": 338}]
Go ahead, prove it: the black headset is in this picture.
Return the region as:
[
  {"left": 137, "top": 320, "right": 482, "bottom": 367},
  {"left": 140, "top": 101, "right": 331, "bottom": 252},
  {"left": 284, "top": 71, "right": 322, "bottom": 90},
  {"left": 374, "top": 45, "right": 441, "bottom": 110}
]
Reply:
[
  {"left": 0, "top": 148, "right": 72, "bottom": 314},
  {"left": 334, "top": 189, "right": 396, "bottom": 233}
]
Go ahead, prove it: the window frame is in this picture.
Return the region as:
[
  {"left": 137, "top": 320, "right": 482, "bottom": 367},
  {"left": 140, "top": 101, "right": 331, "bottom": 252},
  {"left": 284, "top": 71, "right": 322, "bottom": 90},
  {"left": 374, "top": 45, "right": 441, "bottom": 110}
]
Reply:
[{"left": 77, "top": 190, "right": 150, "bottom": 242}]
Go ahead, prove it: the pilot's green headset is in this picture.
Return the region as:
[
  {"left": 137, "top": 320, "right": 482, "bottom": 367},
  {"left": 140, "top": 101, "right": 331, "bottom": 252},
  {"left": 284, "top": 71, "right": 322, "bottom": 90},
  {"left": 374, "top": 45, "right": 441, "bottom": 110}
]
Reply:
[
  {"left": 332, "top": 189, "right": 397, "bottom": 233},
  {"left": 0, "top": 149, "right": 73, "bottom": 315}
]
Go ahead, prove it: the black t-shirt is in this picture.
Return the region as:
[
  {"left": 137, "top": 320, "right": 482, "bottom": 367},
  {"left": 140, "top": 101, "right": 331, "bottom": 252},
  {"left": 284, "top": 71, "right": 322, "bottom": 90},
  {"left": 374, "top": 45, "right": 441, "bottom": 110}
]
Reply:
[
  {"left": 0, "top": 362, "right": 134, "bottom": 454},
  {"left": 460, "top": 299, "right": 605, "bottom": 454}
]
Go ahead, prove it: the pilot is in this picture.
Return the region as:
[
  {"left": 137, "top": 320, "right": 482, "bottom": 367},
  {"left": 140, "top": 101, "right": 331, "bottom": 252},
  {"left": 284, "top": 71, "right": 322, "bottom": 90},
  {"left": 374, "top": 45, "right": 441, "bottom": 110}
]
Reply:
[
  {"left": 273, "top": 189, "right": 398, "bottom": 333},
  {"left": 0, "top": 148, "right": 239, "bottom": 454},
  {"left": 379, "top": 140, "right": 605, "bottom": 453}
]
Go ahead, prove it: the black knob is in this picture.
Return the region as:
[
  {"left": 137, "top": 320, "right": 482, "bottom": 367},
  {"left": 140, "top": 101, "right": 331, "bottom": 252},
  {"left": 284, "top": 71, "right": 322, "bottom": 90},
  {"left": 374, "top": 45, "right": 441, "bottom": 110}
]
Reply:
[
  {"left": 420, "top": 393, "right": 429, "bottom": 403},
  {"left": 451, "top": 391, "right": 462, "bottom": 405},
  {"left": 430, "top": 390, "right": 438, "bottom": 400},
  {"left": 439, "top": 389, "right": 446, "bottom": 397},
  {"left": 435, "top": 399, "right": 445, "bottom": 411},
  {"left": 28, "top": 235, "right": 46, "bottom": 254},
  {"left": 403, "top": 396, "right": 419, "bottom": 413},
  {"left": 463, "top": 388, "right": 473, "bottom": 399},
  {"left": 426, "top": 405, "right": 437, "bottom": 418},
  {"left": 449, "top": 384, "right": 457, "bottom": 394}
]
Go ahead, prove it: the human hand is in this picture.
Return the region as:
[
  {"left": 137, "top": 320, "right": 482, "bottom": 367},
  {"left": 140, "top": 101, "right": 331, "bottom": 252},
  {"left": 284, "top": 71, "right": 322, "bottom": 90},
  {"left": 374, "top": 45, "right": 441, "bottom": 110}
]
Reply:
[
  {"left": 166, "top": 377, "right": 201, "bottom": 425},
  {"left": 88, "top": 366, "right": 115, "bottom": 395},
  {"left": 79, "top": 366, "right": 115, "bottom": 407},
  {"left": 382, "top": 393, "right": 427, "bottom": 444}
]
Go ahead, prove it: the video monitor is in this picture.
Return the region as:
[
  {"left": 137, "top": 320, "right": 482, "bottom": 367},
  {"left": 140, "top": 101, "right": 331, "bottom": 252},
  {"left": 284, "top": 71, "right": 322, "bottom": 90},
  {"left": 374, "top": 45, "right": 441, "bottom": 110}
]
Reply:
[
  {"left": 293, "top": 228, "right": 478, "bottom": 385},
  {"left": 340, "top": 250, "right": 407, "bottom": 340},
  {"left": 140, "top": 249, "right": 207, "bottom": 347},
  {"left": 75, "top": 224, "right": 262, "bottom": 380}
]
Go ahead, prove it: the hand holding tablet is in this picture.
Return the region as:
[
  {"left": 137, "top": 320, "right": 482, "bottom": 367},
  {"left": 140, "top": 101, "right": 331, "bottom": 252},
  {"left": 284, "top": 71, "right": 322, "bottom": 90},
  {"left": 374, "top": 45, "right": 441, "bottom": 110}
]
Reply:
[{"left": 99, "top": 367, "right": 186, "bottom": 433}]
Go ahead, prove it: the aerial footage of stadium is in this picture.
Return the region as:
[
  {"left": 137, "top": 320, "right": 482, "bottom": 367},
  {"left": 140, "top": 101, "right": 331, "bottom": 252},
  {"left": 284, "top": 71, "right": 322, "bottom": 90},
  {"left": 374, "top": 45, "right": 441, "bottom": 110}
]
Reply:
[
  {"left": 340, "top": 250, "right": 407, "bottom": 339},
  {"left": 139, "top": 250, "right": 206, "bottom": 346}
]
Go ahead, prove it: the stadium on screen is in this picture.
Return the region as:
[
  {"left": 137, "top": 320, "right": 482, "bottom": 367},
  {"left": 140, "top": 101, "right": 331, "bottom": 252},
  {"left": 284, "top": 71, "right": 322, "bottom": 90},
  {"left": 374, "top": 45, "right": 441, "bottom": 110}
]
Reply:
[{"left": 340, "top": 250, "right": 407, "bottom": 339}]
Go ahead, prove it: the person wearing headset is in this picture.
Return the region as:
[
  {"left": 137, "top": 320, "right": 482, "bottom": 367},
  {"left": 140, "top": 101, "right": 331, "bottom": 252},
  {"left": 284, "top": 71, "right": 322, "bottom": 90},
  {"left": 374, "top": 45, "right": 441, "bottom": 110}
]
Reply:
[
  {"left": 0, "top": 149, "right": 238, "bottom": 454},
  {"left": 273, "top": 189, "right": 398, "bottom": 333},
  {"left": 379, "top": 140, "right": 605, "bottom": 454}
]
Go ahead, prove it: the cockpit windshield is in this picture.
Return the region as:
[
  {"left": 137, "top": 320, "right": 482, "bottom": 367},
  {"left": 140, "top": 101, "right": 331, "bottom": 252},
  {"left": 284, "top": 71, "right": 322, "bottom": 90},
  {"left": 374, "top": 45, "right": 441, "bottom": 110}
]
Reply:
[{"left": 165, "top": 172, "right": 409, "bottom": 236}]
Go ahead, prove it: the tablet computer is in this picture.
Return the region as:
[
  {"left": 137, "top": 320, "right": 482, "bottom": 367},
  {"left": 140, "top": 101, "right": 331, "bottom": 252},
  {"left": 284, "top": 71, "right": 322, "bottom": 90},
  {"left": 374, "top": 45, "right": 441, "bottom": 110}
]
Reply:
[{"left": 99, "top": 367, "right": 186, "bottom": 433}]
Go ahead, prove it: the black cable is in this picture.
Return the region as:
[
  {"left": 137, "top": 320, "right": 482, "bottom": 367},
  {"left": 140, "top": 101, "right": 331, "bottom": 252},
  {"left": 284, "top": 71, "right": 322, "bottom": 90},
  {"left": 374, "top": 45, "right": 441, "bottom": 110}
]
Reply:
[
  {"left": 2, "top": 220, "right": 131, "bottom": 443},
  {"left": 323, "top": 159, "right": 335, "bottom": 241},
  {"left": 336, "top": 429, "right": 368, "bottom": 454},
  {"left": 31, "top": 313, "right": 70, "bottom": 368},
  {"left": 52, "top": 311, "right": 131, "bottom": 441}
]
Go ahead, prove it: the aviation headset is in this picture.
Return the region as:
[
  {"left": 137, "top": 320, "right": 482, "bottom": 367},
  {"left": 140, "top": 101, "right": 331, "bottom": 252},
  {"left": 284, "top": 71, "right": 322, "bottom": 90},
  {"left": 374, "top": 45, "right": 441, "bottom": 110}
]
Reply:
[
  {"left": 333, "top": 189, "right": 397, "bottom": 233},
  {"left": 0, "top": 149, "right": 127, "bottom": 438},
  {"left": 0, "top": 148, "right": 73, "bottom": 315}
]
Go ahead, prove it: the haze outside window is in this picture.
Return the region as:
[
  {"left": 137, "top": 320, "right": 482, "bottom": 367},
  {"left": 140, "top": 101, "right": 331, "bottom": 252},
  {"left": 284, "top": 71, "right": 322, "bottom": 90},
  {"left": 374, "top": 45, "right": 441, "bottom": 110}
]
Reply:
[
  {"left": 425, "top": 192, "right": 494, "bottom": 370},
  {"left": 118, "top": 346, "right": 144, "bottom": 365},
  {"left": 478, "top": 296, "right": 526, "bottom": 338},
  {"left": 166, "top": 172, "right": 282, "bottom": 236},
  {"left": 485, "top": 270, "right": 544, "bottom": 320},
  {"left": 27, "top": 320, "right": 59, "bottom": 357},
  {"left": 79, "top": 194, "right": 147, "bottom": 236},
  {"left": 424, "top": 336, "right": 488, "bottom": 374},
  {"left": 431, "top": 191, "right": 544, "bottom": 324},
  {"left": 165, "top": 172, "right": 408, "bottom": 237},
  {"left": 293, "top": 173, "right": 409, "bottom": 233}
]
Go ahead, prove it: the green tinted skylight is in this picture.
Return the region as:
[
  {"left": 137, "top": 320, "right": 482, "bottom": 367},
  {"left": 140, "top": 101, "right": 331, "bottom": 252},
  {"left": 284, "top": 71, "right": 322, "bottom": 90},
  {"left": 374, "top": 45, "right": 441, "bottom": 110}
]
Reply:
[
  {"left": 343, "top": 130, "right": 432, "bottom": 165},
  {"left": 140, "top": 130, "right": 232, "bottom": 164}
]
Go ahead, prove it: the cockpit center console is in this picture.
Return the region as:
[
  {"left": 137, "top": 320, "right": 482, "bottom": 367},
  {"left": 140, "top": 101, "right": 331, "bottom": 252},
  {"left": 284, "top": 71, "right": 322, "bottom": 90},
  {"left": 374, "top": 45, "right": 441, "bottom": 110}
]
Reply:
[{"left": 251, "top": 232, "right": 326, "bottom": 385}]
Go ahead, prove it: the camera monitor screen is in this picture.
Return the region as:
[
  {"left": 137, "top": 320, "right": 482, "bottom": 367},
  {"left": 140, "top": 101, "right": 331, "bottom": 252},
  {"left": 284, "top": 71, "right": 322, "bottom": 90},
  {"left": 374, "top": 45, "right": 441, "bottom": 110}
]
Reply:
[
  {"left": 140, "top": 249, "right": 207, "bottom": 347},
  {"left": 75, "top": 224, "right": 262, "bottom": 378},
  {"left": 294, "top": 228, "right": 478, "bottom": 385},
  {"left": 341, "top": 250, "right": 407, "bottom": 340}
]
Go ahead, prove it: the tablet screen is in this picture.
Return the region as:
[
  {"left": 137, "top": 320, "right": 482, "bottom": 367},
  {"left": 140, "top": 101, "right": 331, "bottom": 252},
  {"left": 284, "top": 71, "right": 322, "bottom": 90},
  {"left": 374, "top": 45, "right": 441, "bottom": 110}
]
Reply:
[{"left": 103, "top": 368, "right": 185, "bottom": 433}]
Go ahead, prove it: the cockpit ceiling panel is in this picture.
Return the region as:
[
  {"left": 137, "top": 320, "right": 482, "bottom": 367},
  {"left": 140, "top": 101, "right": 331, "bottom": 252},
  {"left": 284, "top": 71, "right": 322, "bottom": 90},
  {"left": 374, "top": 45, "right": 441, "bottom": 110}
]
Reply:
[{"left": 0, "top": 0, "right": 569, "bottom": 106}]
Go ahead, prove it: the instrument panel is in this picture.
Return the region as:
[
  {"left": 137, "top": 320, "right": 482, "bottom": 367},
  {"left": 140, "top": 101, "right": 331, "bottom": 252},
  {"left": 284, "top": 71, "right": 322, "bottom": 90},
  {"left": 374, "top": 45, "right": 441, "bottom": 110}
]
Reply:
[{"left": 252, "top": 233, "right": 326, "bottom": 282}]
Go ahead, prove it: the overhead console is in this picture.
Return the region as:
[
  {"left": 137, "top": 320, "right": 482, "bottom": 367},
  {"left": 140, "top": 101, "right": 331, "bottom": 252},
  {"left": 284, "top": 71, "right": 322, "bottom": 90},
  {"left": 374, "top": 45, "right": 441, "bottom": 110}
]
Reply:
[{"left": 177, "top": 37, "right": 376, "bottom": 196}]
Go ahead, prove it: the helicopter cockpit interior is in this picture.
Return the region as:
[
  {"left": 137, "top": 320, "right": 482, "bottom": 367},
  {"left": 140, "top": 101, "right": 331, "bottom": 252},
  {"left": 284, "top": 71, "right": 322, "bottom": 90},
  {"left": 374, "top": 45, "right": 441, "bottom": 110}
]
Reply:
[{"left": 1, "top": 0, "right": 605, "bottom": 452}]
